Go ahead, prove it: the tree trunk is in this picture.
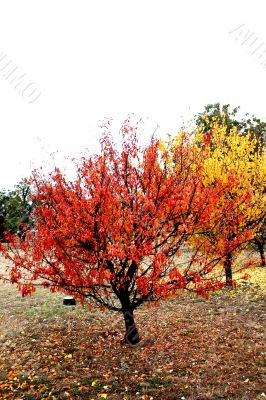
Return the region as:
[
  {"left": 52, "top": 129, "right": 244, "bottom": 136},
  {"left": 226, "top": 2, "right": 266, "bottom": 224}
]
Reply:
[
  {"left": 257, "top": 241, "right": 265, "bottom": 266},
  {"left": 224, "top": 252, "right": 233, "bottom": 287},
  {"left": 123, "top": 309, "right": 140, "bottom": 345}
]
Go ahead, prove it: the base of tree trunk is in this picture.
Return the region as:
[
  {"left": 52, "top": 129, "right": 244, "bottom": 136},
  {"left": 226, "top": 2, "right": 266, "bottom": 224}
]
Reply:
[
  {"left": 123, "top": 310, "right": 140, "bottom": 345},
  {"left": 258, "top": 245, "right": 265, "bottom": 266},
  {"left": 224, "top": 253, "right": 233, "bottom": 287}
]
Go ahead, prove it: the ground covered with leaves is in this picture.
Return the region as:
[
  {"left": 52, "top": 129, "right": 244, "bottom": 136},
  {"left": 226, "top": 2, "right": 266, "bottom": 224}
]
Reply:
[{"left": 0, "top": 263, "right": 265, "bottom": 400}]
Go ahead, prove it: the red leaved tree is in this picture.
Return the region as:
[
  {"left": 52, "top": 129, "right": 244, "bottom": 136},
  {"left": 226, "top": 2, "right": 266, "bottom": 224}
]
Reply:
[{"left": 0, "top": 120, "right": 227, "bottom": 344}]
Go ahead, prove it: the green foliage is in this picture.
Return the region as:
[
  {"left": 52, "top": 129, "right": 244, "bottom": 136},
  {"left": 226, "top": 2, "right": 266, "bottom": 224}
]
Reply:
[
  {"left": 195, "top": 102, "right": 266, "bottom": 151},
  {"left": 0, "top": 179, "right": 34, "bottom": 239},
  {"left": 195, "top": 103, "right": 242, "bottom": 134},
  {"left": 0, "top": 190, "right": 9, "bottom": 239}
]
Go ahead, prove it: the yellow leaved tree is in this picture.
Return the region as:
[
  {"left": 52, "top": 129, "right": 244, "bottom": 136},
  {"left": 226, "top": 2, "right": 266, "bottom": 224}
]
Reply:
[{"left": 193, "top": 117, "right": 266, "bottom": 285}]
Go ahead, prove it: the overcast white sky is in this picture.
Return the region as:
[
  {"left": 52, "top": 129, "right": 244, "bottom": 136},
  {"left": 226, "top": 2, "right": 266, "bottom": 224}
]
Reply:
[{"left": 0, "top": 0, "right": 266, "bottom": 189}]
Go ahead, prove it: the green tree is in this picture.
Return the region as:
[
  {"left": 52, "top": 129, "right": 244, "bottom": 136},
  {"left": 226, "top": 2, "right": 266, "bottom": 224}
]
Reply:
[
  {"left": 195, "top": 103, "right": 242, "bottom": 135},
  {"left": 0, "top": 179, "right": 34, "bottom": 239},
  {"left": 195, "top": 103, "right": 266, "bottom": 152},
  {"left": 0, "top": 190, "right": 9, "bottom": 239}
]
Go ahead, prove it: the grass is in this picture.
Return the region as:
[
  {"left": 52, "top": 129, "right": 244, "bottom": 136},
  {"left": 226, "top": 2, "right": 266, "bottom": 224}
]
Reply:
[{"left": 0, "top": 256, "right": 265, "bottom": 399}]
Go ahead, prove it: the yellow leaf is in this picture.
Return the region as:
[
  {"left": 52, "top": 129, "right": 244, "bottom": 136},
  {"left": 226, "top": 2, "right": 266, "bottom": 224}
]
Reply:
[
  {"left": 99, "top": 394, "right": 108, "bottom": 399},
  {"left": 91, "top": 380, "right": 98, "bottom": 386},
  {"left": 103, "top": 370, "right": 112, "bottom": 377}
]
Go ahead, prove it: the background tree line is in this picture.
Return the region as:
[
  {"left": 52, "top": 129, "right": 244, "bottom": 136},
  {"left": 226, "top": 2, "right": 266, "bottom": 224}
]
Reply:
[{"left": 0, "top": 179, "right": 33, "bottom": 239}]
